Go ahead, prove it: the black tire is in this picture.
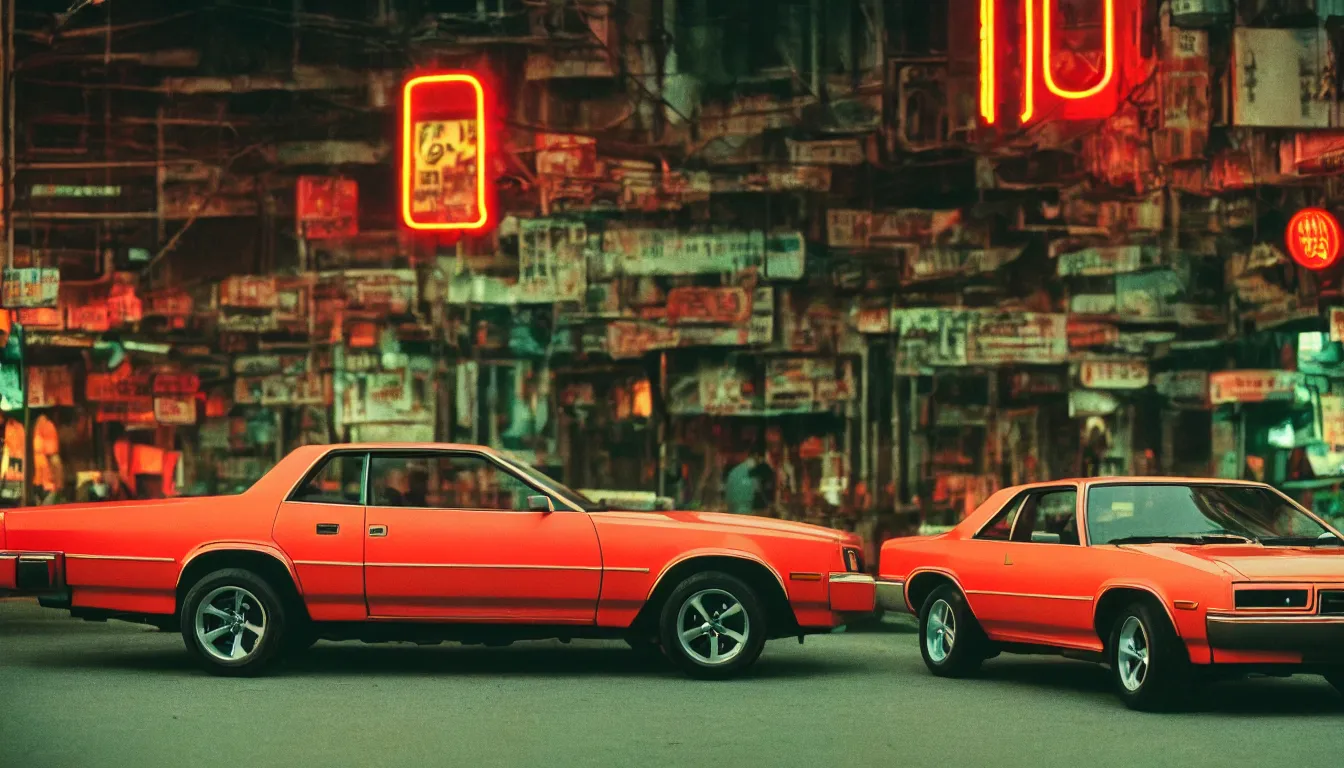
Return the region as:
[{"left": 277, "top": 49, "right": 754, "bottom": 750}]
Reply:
[
  {"left": 917, "top": 584, "right": 987, "bottom": 678},
  {"left": 180, "top": 568, "right": 289, "bottom": 677},
  {"left": 1107, "top": 600, "right": 1190, "bottom": 712},
  {"left": 657, "top": 571, "right": 767, "bottom": 680}
]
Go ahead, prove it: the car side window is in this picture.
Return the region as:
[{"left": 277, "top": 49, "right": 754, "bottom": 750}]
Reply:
[
  {"left": 290, "top": 454, "right": 365, "bottom": 505},
  {"left": 1013, "top": 490, "right": 1080, "bottom": 545},
  {"left": 368, "top": 453, "right": 548, "bottom": 512},
  {"left": 974, "top": 494, "right": 1026, "bottom": 541}
]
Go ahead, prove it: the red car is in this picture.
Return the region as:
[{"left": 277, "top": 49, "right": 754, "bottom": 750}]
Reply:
[
  {"left": 877, "top": 477, "right": 1344, "bottom": 710},
  {"left": 0, "top": 444, "right": 874, "bottom": 679}
]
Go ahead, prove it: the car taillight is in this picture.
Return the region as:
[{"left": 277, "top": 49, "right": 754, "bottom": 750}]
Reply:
[{"left": 843, "top": 548, "right": 864, "bottom": 573}]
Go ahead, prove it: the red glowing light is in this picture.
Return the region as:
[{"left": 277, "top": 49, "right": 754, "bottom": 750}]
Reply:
[
  {"left": 399, "top": 73, "right": 492, "bottom": 233},
  {"left": 1285, "top": 208, "right": 1343, "bottom": 272},
  {"left": 979, "top": 1, "right": 1125, "bottom": 128}
]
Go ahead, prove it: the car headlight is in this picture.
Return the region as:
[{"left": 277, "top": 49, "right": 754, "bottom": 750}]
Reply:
[{"left": 843, "top": 547, "right": 865, "bottom": 573}]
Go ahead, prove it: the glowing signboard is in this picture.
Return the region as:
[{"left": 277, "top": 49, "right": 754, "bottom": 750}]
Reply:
[
  {"left": 400, "top": 73, "right": 493, "bottom": 232},
  {"left": 1285, "top": 208, "right": 1342, "bottom": 272},
  {"left": 980, "top": 0, "right": 1131, "bottom": 127}
]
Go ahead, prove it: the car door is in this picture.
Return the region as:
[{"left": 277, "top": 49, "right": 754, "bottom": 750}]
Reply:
[
  {"left": 967, "top": 487, "right": 1108, "bottom": 649},
  {"left": 271, "top": 451, "right": 369, "bottom": 621},
  {"left": 362, "top": 450, "right": 603, "bottom": 623}
]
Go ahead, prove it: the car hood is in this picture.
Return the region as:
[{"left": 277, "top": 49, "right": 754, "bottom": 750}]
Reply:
[
  {"left": 601, "top": 510, "right": 857, "bottom": 545},
  {"left": 1128, "top": 544, "right": 1344, "bottom": 581}
]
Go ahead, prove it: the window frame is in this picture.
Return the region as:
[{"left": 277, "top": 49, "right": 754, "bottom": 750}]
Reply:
[
  {"left": 363, "top": 449, "right": 579, "bottom": 513},
  {"left": 973, "top": 492, "right": 1029, "bottom": 541},
  {"left": 1009, "top": 488, "right": 1082, "bottom": 546},
  {"left": 285, "top": 450, "right": 370, "bottom": 507},
  {"left": 1081, "top": 481, "right": 1341, "bottom": 546}
]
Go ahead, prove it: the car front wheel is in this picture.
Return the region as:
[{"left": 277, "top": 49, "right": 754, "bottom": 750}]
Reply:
[
  {"left": 1107, "top": 600, "right": 1190, "bottom": 711},
  {"left": 918, "top": 584, "right": 986, "bottom": 678},
  {"left": 180, "top": 568, "right": 288, "bottom": 677},
  {"left": 657, "top": 571, "right": 767, "bottom": 680}
]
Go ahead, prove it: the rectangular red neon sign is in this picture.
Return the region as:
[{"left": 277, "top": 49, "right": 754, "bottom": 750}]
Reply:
[
  {"left": 400, "top": 73, "right": 493, "bottom": 232},
  {"left": 980, "top": 0, "right": 1133, "bottom": 127}
]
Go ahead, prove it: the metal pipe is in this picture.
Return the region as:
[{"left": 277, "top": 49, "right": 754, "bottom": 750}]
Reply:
[{"left": 19, "top": 160, "right": 200, "bottom": 170}]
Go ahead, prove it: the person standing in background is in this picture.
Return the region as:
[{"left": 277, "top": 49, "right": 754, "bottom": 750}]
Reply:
[{"left": 724, "top": 450, "right": 762, "bottom": 515}]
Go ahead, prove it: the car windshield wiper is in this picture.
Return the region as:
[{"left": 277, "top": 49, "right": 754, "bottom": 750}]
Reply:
[
  {"left": 1108, "top": 534, "right": 1255, "bottom": 545},
  {"left": 1259, "top": 535, "right": 1344, "bottom": 547}
]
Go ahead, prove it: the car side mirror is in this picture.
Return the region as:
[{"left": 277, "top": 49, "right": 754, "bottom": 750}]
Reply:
[
  {"left": 528, "top": 495, "right": 555, "bottom": 513},
  {"left": 1031, "top": 532, "right": 1061, "bottom": 544},
  {"left": 655, "top": 496, "right": 675, "bottom": 511},
  {"left": 1319, "top": 531, "right": 1340, "bottom": 541}
]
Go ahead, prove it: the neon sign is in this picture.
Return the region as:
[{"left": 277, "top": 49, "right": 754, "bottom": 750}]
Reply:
[
  {"left": 399, "top": 73, "right": 494, "bottom": 233},
  {"left": 980, "top": 0, "right": 1129, "bottom": 127},
  {"left": 1285, "top": 208, "right": 1342, "bottom": 272}
]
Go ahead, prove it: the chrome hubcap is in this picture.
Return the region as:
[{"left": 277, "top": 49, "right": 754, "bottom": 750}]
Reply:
[
  {"left": 676, "top": 589, "right": 749, "bottom": 666},
  {"left": 925, "top": 599, "right": 956, "bottom": 663},
  {"left": 194, "top": 586, "right": 267, "bottom": 663},
  {"left": 1117, "top": 616, "right": 1149, "bottom": 692}
]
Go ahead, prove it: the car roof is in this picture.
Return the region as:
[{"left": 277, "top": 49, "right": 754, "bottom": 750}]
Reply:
[
  {"left": 316, "top": 443, "right": 501, "bottom": 454},
  {"left": 1010, "top": 476, "right": 1270, "bottom": 491}
]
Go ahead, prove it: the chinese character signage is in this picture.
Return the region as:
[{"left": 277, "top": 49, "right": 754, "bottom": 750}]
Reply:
[
  {"left": 1, "top": 268, "right": 59, "bottom": 308},
  {"left": 297, "top": 176, "right": 358, "bottom": 240},
  {"left": 1285, "top": 207, "right": 1341, "bottom": 271},
  {"left": 400, "top": 73, "right": 493, "bottom": 232}
]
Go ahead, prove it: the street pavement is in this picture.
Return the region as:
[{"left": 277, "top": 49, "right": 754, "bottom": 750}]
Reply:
[{"left": 2, "top": 598, "right": 1342, "bottom": 768}]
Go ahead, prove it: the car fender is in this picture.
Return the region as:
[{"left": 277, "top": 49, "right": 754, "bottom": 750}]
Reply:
[
  {"left": 901, "top": 567, "right": 970, "bottom": 614},
  {"left": 1093, "top": 579, "right": 1181, "bottom": 636},
  {"left": 645, "top": 546, "right": 787, "bottom": 601},
  {"left": 176, "top": 540, "right": 304, "bottom": 594}
]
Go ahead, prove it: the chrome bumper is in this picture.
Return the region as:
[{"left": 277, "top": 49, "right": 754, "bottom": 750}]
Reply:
[
  {"left": 828, "top": 572, "right": 876, "bottom": 613},
  {"left": 1207, "top": 613, "right": 1344, "bottom": 655},
  {"left": 876, "top": 579, "right": 907, "bottom": 613}
]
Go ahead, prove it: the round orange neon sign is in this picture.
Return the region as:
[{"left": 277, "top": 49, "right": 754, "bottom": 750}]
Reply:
[{"left": 1285, "top": 208, "right": 1343, "bottom": 271}]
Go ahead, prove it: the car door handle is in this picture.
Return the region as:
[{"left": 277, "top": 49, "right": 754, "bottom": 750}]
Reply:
[
  {"left": 316, "top": 524, "right": 340, "bottom": 535},
  {"left": 368, "top": 525, "right": 388, "bottom": 537}
]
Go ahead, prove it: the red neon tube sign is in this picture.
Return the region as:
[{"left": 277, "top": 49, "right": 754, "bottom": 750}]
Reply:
[
  {"left": 400, "top": 73, "right": 493, "bottom": 233},
  {"left": 981, "top": 0, "right": 1122, "bottom": 127}
]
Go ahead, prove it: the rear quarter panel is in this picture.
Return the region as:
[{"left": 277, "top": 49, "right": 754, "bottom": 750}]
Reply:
[
  {"left": 5, "top": 496, "right": 282, "bottom": 614},
  {"left": 589, "top": 513, "right": 846, "bottom": 628},
  {"left": 878, "top": 534, "right": 959, "bottom": 611}
]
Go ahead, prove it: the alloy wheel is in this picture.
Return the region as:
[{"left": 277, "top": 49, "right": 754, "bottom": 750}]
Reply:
[
  {"left": 194, "top": 586, "right": 268, "bottom": 663},
  {"left": 925, "top": 598, "right": 956, "bottom": 663},
  {"left": 1117, "top": 615, "right": 1149, "bottom": 692},
  {"left": 676, "top": 588, "right": 750, "bottom": 666}
]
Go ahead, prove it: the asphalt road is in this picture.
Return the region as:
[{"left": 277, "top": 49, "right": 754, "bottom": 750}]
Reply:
[{"left": 2, "top": 598, "right": 1342, "bottom": 768}]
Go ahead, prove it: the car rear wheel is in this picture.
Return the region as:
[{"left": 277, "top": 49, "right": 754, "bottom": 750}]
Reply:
[
  {"left": 918, "top": 584, "right": 986, "bottom": 678},
  {"left": 657, "top": 571, "right": 767, "bottom": 680},
  {"left": 180, "top": 568, "right": 288, "bottom": 677},
  {"left": 1107, "top": 600, "right": 1190, "bottom": 712}
]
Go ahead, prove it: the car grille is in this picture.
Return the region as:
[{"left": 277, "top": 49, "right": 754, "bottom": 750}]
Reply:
[{"left": 1319, "top": 591, "right": 1344, "bottom": 615}]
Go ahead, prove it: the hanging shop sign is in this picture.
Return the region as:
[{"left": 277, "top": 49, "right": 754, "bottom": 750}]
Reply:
[
  {"left": 1331, "top": 307, "right": 1344, "bottom": 342},
  {"left": 764, "top": 359, "right": 855, "bottom": 412},
  {"left": 26, "top": 367, "right": 75, "bottom": 408},
  {"left": 606, "top": 321, "right": 680, "bottom": 360},
  {"left": 217, "top": 311, "right": 279, "bottom": 333},
  {"left": 855, "top": 300, "right": 892, "bottom": 334},
  {"left": 665, "top": 287, "right": 751, "bottom": 326},
  {"left": 96, "top": 400, "right": 157, "bottom": 426},
  {"left": 263, "top": 374, "right": 328, "bottom": 406},
  {"left": 970, "top": 312, "right": 1069, "bottom": 366},
  {"left": 86, "top": 367, "right": 153, "bottom": 402},
  {"left": 979, "top": 0, "right": 1142, "bottom": 127},
  {"left": 1232, "top": 28, "right": 1330, "bottom": 128},
  {"left": 894, "top": 308, "right": 974, "bottom": 373},
  {"left": 1284, "top": 208, "right": 1342, "bottom": 271},
  {"left": 904, "top": 247, "right": 1023, "bottom": 283},
  {"left": 1154, "top": 370, "right": 1210, "bottom": 408},
  {"left": 17, "top": 307, "right": 63, "bottom": 330},
  {"left": 153, "top": 373, "right": 200, "bottom": 397},
  {"left": 1209, "top": 370, "right": 1302, "bottom": 405},
  {"left": 1056, "top": 245, "right": 1156, "bottom": 277},
  {"left": 786, "top": 138, "right": 865, "bottom": 166},
  {"left": 1067, "top": 319, "right": 1119, "bottom": 349},
  {"left": 219, "top": 275, "right": 278, "bottom": 309},
  {"left": 343, "top": 269, "right": 418, "bottom": 314},
  {"left": 826, "top": 209, "right": 960, "bottom": 249},
  {"left": 697, "top": 365, "right": 755, "bottom": 415},
  {"left": 153, "top": 396, "right": 197, "bottom": 426},
  {"left": 1, "top": 268, "right": 59, "bottom": 308},
  {"left": 296, "top": 176, "right": 359, "bottom": 240},
  {"left": 144, "top": 290, "right": 194, "bottom": 319},
  {"left": 401, "top": 73, "right": 493, "bottom": 232},
  {"left": 517, "top": 219, "right": 588, "bottom": 304},
  {"left": 602, "top": 230, "right": 804, "bottom": 277},
  {"left": 1069, "top": 389, "right": 1121, "bottom": 417},
  {"left": 1078, "top": 359, "right": 1150, "bottom": 390},
  {"left": 108, "top": 278, "right": 143, "bottom": 327}
]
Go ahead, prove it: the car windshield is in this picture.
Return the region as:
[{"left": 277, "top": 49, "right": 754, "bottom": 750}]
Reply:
[
  {"left": 1086, "top": 484, "right": 1337, "bottom": 545},
  {"left": 498, "top": 453, "right": 604, "bottom": 512}
]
